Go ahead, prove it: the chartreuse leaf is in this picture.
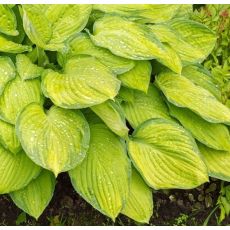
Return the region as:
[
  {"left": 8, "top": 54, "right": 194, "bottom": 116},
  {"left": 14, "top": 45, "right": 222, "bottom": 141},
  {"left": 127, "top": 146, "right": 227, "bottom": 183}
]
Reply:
[
  {"left": 91, "top": 100, "right": 129, "bottom": 138},
  {"left": 9, "top": 5, "right": 26, "bottom": 44},
  {"left": 118, "top": 61, "right": 151, "bottom": 93},
  {"left": 198, "top": 143, "right": 230, "bottom": 182},
  {"left": 168, "top": 104, "right": 230, "bottom": 151},
  {"left": 93, "top": 5, "right": 180, "bottom": 23},
  {"left": 0, "top": 146, "right": 41, "bottom": 194},
  {"left": 121, "top": 85, "right": 171, "bottom": 128},
  {"left": 169, "top": 19, "right": 216, "bottom": 62},
  {"left": 58, "top": 33, "right": 135, "bottom": 75},
  {"left": 10, "top": 170, "right": 55, "bottom": 219},
  {"left": 0, "top": 56, "right": 16, "bottom": 95},
  {"left": 16, "top": 54, "right": 44, "bottom": 80},
  {"left": 0, "top": 5, "right": 18, "bottom": 36},
  {"left": 69, "top": 124, "right": 131, "bottom": 220},
  {"left": 22, "top": 5, "right": 92, "bottom": 51},
  {"left": 90, "top": 16, "right": 182, "bottom": 73},
  {"left": 118, "top": 87, "right": 135, "bottom": 103},
  {"left": 128, "top": 119, "right": 208, "bottom": 189},
  {"left": 16, "top": 103, "right": 90, "bottom": 176},
  {"left": 149, "top": 19, "right": 216, "bottom": 64},
  {"left": 0, "top": 35, "right": 31, "bottom": 53},
  {"left": 0, "top": 120, "right": 21, "bottom": 154},
  {"left": 42, "top": 56, "right": 120, "bottom": 109},
  {"left": 0, "top": 76, "right": 43, "bottom": 124},
  {"left": 156, "top": 71, "right": 230, "bottom": 124},
  {"left": 82, "top": 109, "right": 103, "bottom": 125},
  {"left": 121, "top": 168, "right": 153, "bottom": 223},
  {"left": 182, "top": 65, "right": 221, "bottom": 101}
]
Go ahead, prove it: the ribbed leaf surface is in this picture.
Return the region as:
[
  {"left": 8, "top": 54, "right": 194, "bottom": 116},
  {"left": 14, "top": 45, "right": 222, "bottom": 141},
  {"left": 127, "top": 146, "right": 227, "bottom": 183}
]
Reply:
[
  {"left": 156, "top": 71, "right": 230, "bottom": 124},
  {"left": 128, "top": 119, "right": 208, "bottom": 189},
  {"left": 42, "top": 56, "right": 120, "bottom": 109},
  {"left": 69, "top": 124, "right": 131, "bottom": 220},
  {"left": 10, "top": 170, "right": 55, "bottom": 219},
  {"left": 16, "top": 103, "right": 90, "bottom": 176},
  {"left": 0, "top": 146, "right": 41, "bottom": 194}
]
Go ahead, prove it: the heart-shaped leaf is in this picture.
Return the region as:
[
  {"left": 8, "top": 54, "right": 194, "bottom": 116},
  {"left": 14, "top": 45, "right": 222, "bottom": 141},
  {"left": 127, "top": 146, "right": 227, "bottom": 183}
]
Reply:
[
  {"left": 16, "top": 54, "right": 44, "bottom": 80},
  {"left": 16, "top": 103, "right": 90, "bottom": 176},
  {"left": 169, "top": 103, "right": 230, "bottom": 151},
  {"left": 182, "top": 65, "right": 221, "bottom": 101},
  {"left": 118, "top": 60, "right": 151, "bottom": 93},
  {"left": 149, "top": 19, "right": 216, "bottom": 64},
  {"left": 0, "top": 119, "right": 21, "bottom": 154},
  {"left": 0, "top": 35, "right": 31, "bottom": 53},
  {"left": 42, "top": 56, "right": 120, "bottom": 109},
  {"left": 93, "top": 5, "right": 180, "bottom": 23},
  {"left": 58, "top": 33, "right": 135, "bottom": 75},
  {"left": 121, "top": 168, "right": 153, "bottom": 223},
  {"left": 90, "top": 16, "right": 182, "bottom": 73},
  {"left": 91, "top": 100, "right": 129, "bottom": 137},
  {"left": 128, "top": 119, "right": 208, "bottom": 189},
  {"left": 0, "top": 56, "right": 16, "bottom": 95},
  {"left": 0, "top": 5, "right": 18, "bottom": 36},
  {"left": 121, "top": 85, "right": 171, "bottom": 128},
  {"left": 0, "top": 75, "right": 43, "bottom": 124},
  {"left": 156, "top": 71, "right": 230, "bottom": 124},
  {"left": 22, "top": 5, "right": 92, "bottom": 51},
  {"left": 69, "top": 123, "right": 131, "bottom": 220},
  {"left": 10, "top": 170, "right": 55, "bottom": 219},
  {"left": 0, "top": 145, "right": 41, "bottom": 194},
  {"left": 198, "top": 143, "right": 230, "bottom": 182}
]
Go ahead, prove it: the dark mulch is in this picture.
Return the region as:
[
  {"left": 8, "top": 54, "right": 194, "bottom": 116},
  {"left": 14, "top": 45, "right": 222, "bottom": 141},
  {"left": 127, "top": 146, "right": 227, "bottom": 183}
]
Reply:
[{"left": 0, "top": 173, "right": 229, "bottom": 226}]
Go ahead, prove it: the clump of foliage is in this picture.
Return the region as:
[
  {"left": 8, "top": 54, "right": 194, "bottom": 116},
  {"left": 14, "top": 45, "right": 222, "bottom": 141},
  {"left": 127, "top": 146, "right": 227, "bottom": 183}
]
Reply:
[
  {"left": 0, "top": 4, "right": 230, "bottom": 224},
  {"left": 192, "top": 5, "right": 230, "bottom": 224},
  {"left": 192, "top": 4, "right": 230, "bottom": 105}
]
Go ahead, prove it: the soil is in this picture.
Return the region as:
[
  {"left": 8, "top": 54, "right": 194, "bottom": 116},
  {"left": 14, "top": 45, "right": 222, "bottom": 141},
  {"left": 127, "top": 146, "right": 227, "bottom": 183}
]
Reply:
[{"left": 0, "top": 173, "right": 230, "bottom": 226}]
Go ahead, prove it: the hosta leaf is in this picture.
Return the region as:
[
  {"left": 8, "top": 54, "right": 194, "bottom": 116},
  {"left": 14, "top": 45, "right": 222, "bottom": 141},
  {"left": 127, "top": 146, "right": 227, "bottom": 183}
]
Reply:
[
  {"left": 10, "top": 170, "right": 55, "bottom": 219},
  {"left": 58, "top": 33, "right": 135, "bottom": 75},
  {"left": 118, "top": 87, "right": 135, "bottom": 103},
  {"left": 156, "top": 71, "right": 230, "bottom": 124},
  {"left": 16, "top": 54, "right": 44, "bottom": 80},
  {"left": 82, "top": 109, "right": 103, "bottom": 125},
  {"left": 9, "top": 5, "right": 26, "bottom": 44},
  {"left": 0, "top": 120, "right": 21, "bottom": 154},
  {"left": 169, "top": 104, "right": 230, "bottom": 151},
  {"left": 16, "top": 103, "right": 90, "bottom": 176},
  {"left": 0, "top": 35, "right": 31, "bottom": 53},
  {"left": 182, "top": 65, "right": 221, "bottom": 100},
  {"left": 118, "top": 60, "right": 151, "bottom": 93},
  {"left": 93, "top": 5, "right": 180, "bottom": 23},
  {"left": 0, "top": 5, "right": 18, "bottom": 36},
  {"left": 0, "top": 146, "right": 41, "bottom": 194},
  {"left": 121, "top": 169, "right": 153, "bottom": 223},
  {"left": 0, "top": 76, "right": 43, "bottom": 124},
  {"left": 69, "top": 124, "right": 131, "bottom": 220},
  {"left": 0, "top": 56, "right": 16, "bottom": 95},
  {"left": 169, "top": 19, "right": 216, "bottom": 62},
  {"left": 149, "top": 19, "right": 216, "bottom": 64},
  {"left": 90, "top": 16, "right": 182, "bottom": 73},
  {"left": 128, "top": 119, "right": 208, "bottom": 189},
  {"left": 42, "top": 56, "right": 120, "bottom": 109},
  {"left": 198, "top": 143, "right": 230, "bottom": 182},
  {"left": 22, "top": 5, "right": 92, "bottom": 51},
  {"left": 121, "top": 85, "right": 171, "bottom": 128},
  {"left": 91, "top": 100, "right": 129, "bottom": 137}
]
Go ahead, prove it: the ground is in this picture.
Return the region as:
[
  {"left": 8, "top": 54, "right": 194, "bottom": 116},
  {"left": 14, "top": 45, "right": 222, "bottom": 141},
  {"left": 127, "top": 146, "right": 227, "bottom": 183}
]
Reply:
[{"left": 0, "top": 173, "right": 230, "bottom": 226}]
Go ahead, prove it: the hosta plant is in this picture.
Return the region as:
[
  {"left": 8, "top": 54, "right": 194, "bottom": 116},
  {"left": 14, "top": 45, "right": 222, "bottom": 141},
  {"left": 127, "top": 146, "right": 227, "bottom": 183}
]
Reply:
[{"left": 0, "top": 4, "right": 229, "bottom": 224}]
